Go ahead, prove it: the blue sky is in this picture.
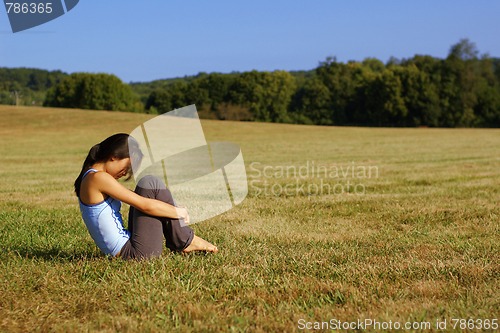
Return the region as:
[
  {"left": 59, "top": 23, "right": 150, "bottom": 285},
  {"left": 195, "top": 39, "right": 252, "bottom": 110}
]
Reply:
[{"left": 1, "top": 0, "right": 499, "bottom": 83}]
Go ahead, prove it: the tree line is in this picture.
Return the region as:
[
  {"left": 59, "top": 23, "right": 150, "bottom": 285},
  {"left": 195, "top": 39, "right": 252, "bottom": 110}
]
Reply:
[
  {"left": 1, "top": 39, "right": 499, "bottom": 127},
  {"left": 0, "top": 67, "right": 66, "bottom": 106}
]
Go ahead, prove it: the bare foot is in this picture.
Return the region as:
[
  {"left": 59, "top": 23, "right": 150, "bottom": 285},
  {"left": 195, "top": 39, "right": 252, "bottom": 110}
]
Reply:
[{"left": 183, "top": 235, "right": 219, "bottom": 253}]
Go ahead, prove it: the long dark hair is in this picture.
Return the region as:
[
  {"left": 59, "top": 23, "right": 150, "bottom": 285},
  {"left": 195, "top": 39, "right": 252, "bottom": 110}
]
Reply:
[{"left": 74, "top": 133, "right": 143, "bottom": 197}]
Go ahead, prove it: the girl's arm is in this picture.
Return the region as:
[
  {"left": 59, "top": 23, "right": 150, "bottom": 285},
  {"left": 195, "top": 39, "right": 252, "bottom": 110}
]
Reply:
[{"left": 93, "top": 171, "right": 189, "bottom": 223}]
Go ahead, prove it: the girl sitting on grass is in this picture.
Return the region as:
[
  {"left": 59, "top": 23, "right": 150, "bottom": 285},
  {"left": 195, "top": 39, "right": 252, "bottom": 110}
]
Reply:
[{"left": 74, "top": 133, "right": 218, "bottom": 259}]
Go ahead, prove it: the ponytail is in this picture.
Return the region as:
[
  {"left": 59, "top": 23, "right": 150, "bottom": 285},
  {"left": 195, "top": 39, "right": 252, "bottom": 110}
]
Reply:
[
  {"left": 74, "top": 143, "right": 101, "bottom": 197},
  {"left": 74, "top": 133, "right": 142, "bottom": 198}
]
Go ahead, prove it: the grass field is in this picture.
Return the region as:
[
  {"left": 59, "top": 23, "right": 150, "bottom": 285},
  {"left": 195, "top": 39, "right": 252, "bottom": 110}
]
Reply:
[{"left": 0, "top": 105, "right": 499, "bottom": 332}]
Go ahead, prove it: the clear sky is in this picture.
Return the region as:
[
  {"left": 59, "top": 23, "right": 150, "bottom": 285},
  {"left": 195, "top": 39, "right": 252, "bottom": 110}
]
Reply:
[{"left": 1, "top": 0, "right": 499, "bottom": 83}]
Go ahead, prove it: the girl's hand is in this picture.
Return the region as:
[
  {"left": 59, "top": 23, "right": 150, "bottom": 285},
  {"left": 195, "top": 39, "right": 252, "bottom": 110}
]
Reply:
[{"left": 175, "top": 207, "right": 190, "bottom": 225}]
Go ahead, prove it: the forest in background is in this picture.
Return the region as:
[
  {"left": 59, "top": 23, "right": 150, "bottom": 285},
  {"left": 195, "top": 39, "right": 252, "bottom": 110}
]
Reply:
[{"left": 1, "top": 39, "right": 499, "bottom": 127}]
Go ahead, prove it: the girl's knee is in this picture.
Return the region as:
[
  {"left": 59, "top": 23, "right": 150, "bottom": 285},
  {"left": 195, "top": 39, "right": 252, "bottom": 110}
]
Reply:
[
  {"left": 135, "top": 175, "right": 175, "bottom": 203},
  {"left": 136, "top": 175, "right": 166, "bottom": 191}
]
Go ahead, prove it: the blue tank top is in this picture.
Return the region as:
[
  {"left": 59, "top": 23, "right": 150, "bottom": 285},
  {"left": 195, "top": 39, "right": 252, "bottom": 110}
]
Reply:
[{"left": 78, "top": 169, "right": 130, "bottom": 256}]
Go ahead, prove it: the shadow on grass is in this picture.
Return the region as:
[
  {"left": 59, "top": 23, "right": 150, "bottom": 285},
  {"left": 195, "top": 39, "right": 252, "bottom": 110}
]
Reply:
[
  {"left": 6, "top": 245, "right": 101, "bottom": 262},
  {"left": 5, "top": 245, "right": 206, "bottom": 262}
]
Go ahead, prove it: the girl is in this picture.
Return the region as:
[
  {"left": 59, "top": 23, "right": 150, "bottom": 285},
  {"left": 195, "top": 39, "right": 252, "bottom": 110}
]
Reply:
[{"left": 75, "top": 133, "right": 218, "bottom": 259}]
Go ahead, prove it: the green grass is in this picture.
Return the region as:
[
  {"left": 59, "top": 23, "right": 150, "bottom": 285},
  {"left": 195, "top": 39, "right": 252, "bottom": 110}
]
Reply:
[{"left": 0, "top": 105, "right": 499, "bottom": 332}]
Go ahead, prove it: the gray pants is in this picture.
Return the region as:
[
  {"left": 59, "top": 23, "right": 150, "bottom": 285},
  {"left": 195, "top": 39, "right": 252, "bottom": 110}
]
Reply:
[{"left": 119, "top": 175, "right": 194, "bottom": 260}]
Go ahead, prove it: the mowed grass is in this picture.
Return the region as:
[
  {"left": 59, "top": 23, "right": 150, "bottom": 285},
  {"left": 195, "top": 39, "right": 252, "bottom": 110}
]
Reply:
[{"left": 0, "top": 105, "right": 498, "bottom": 332}]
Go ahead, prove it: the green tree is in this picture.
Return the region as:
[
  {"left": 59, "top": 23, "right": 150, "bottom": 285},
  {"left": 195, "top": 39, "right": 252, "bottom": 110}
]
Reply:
[
  {"left": 145, "top": 81, "right": 189, "bottom": 114},
  {"left": 440, "top": 39, "right": 481, "bottom": 126},
  {"left": 44, "top": 73, "right": 138, "bottom": 111},
  {"left": 229, "top": 70, "right": 296, "bottom": 122},
  {"left": 314, "top": 58, "right": 360, "bottom": 125},
  {"left": 473, "top": 56, "right": 500, "bottom": 127},
  {"left": 289, "top": 76, "right": 329, "bottom": 124},
  {"left": 362, "top": 57, "right": 385, "bottom": 73},
  {"left": 392, "top": 64, "right": 441, "bottom": 126},
  {"left": 197, "top": 73, "right": 233, "bottom": 106},
  {"left": 314, "top": 58, "right": 344, "bottom": 124},
  {"left": 182, "top": 80, "right": 209, "bottom": 109},
  {"left": 448, "top": 38, "right": 479, "bottom": 61},
  {"left": 363, "top": 69, "right": 407, "bottom": 126}
]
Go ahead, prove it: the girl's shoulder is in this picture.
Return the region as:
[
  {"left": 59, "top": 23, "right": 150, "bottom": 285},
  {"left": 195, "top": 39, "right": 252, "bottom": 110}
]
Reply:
[
  {"left": 86, "top": 170, "right": 116, "bottom": 184},
  {"left": 82, "top": 168, "right": 100, "bottom": 181},
  {"left": 80, "top": 170, "right": 112, "bottom": 205}
]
